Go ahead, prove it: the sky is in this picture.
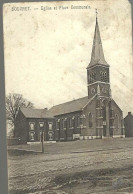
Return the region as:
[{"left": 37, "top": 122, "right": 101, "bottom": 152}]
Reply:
[{"left": 3, "top": 0, "right": 133, "bottom": 117}]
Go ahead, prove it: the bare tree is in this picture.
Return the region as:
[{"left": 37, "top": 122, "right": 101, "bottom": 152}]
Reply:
[{"left": 6, "top": 93, "right": 34, "bottom": 136}]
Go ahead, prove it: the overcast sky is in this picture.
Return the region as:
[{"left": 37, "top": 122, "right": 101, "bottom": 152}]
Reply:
[{"left": 3, "top": 0, "right": 133, "bottom": 117}]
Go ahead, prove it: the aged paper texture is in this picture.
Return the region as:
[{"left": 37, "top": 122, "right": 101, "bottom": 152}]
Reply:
[{"left": 3, "top": 0, "right": 133, "bottom": 193}]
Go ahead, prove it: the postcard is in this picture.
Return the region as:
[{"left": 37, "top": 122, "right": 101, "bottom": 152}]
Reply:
[{"left": 3, "top": 0, "right": 133, "bottom": 193}]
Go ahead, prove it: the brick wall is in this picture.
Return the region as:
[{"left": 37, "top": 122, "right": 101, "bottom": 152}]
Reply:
[
  {"left": 124, "top": 112, "right": 133, "bottom": 137},
  {"left": 54, "top": 111, "right": 82, "bottom": 141},
  {"left": 14, "top": 111, "right": 28, "bottom": 144}
]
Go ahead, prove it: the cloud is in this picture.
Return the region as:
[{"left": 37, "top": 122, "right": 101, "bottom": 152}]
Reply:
[{"left": 3, "top": 0, "right": 132, "bottom": 116}]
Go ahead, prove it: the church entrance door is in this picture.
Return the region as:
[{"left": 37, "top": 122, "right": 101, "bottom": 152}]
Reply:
[
  {"left": 109, "top": 128, "right": 113, "bottom": 137},
  {"left": 57, "top": 129, "right": 60, "bottom": 141},
  {"left": 103, "top": 125, "right": 106, "bottom": 137}
]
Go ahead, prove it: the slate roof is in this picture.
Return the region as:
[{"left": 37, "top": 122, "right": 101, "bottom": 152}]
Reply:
[
  {"left": 20, "top": 96, "right": 94, "bottom": 118},
  {"left": 48, "top": 96, "right": 89, "bottom": 116},
  {"left": 88, "top": 17, "right": 109, "bottom": 68},
  {"left": 21, "top": 108, "right": 53, "bottom": 119}
]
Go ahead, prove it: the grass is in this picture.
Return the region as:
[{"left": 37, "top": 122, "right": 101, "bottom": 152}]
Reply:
[{"left": 8, "top": 137, "right": 133, "bottom": 155}]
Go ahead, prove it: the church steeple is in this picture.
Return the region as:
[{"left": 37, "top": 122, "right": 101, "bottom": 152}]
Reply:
[
  {"left": 88, "top": 10, "right": 109, "bottom": 68},
  {"left": 87, "top": 11, "right": 110, "bottom": 99}
]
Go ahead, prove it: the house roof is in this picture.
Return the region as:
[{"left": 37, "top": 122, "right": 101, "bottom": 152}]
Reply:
[
  {"left": 124, "top": 112, "right": 133, "bottom": 120},
  {"left": 20, "top": 108, "right": 53, "bottom": 119},
  {"left": 48, "top": 96, "right": 90, "bottom": 116}
]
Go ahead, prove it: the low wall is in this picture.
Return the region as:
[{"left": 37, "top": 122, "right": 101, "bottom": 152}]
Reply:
[
  {"left": 7, "top": 138, "right": 20, "bottom": 146},
  {"left": 8, "top": 148, "right": 41, "bottom": 156}
]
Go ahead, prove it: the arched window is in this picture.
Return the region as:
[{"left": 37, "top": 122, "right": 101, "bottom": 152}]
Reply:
[
  {"left": 61, "top": 119, "right": 64, "bottom": 129},
  {"left": 100, "top": 72, "right": 103, "bottom": 81},
  {"left": 102, "top": 72, "right": 105, "bottom": 81},
  {"left": 80, "top": 114, "right": 86, "bottom": 127},
  {"left": 115, "top": 114, "right": 119, "bottom": 129},
  {"left": 72, "top": 116, "right": 75, "bottom": 128},
  {"left": 63, "top": 118, "right": 67, "bottom": 129},
  {"left": 96, "top": 99, "right": 100, "bottom": 108},
  {"left": 109, "top": 109, "right": 114, "bottom": 118},
  {"left": 100, "top": 71, "right": 108, "bottom": 82},
  {"left": 69, "top": 117, "right": 72, "bottom": 128},
  {"left": 88, "top": 113, "right": 93, "bottom": 128},
  {"left": 56, "top": 120, "right": 58, "bottom": 130},
  {"left": 102, "top": 100, "right": 106, "bottom": 121},
  {"left": 56, "top": 119, "right": 60, "bottom": 130},
  {"left": 104, "top": 72, "right": 107, "bottom": 82},
  {"left": 90, "top": 72, "right": 96, "bottom": 82},
  {"left": 77, "top": 116, "right": 80, "bottom": 127}
]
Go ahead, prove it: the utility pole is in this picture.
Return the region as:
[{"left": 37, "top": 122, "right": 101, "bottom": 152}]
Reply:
[{"left": 39, "top": 122, "right": 44, "bottom": 153}]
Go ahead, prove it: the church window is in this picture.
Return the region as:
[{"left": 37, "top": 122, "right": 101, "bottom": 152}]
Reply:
[
  {"left": 110, "top": 109, "right": 114, "bottom": 118},
  {"left": 100, "top": 72, "right": 103, "bottom": 81},
  {"left": 90, "top": 72, "right": 96, "bottom": 82},
  {"left": 100, "top": 71, "right": 107, "bottom": 82},
  {"left": 102, "top": 72, "right": 105, "bottom": 81},
  {"left": 63, "top": 118, "right": 67, "bottom": 129},
  {"left": 102, "top": 99, "right": 106, "bottom": 106},
  {"left": 56, "top": 119, "right": 60, "bottom": 130},
  {"left": 72, "top": 116, "right": 75, "bottom": 128},
  {"left": 61, "top": 119, "right": 64, "bottom": 129},
  {"left": 56, "top": 120, "right": 59, "bottom": 130},
  {"left": 115, "top": 114, "right": 119, "bottom": 129},
  {"left": 96, "top": 99, "right": 100, "bottom": 108},
  {"left": 77, "top": 116, "right": 80, "bottom": 127},
  {"left": 68, "top": 117, "right": 72, "bottom": 128},
  {"left": 102, "top": 107, "right": 106, "bottom": 121},
  {"left": 104, "top": 72, "right": 107, "bottom": 82},
  {"left": 80, "top": 114, "right": 86, "bottom": 127},
  {"left": 88, "top": 113, "right": 93, "bottom": 128}
]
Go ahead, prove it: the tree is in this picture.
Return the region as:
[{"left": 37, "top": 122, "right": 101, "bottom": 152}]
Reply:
[{"left": 6, "top": 93, "right": 34, "bottom": 136}]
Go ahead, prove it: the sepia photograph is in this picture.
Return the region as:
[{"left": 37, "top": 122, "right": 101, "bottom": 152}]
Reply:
[{"left": 3, "top": 0, "right": 133, "bottom": 193}]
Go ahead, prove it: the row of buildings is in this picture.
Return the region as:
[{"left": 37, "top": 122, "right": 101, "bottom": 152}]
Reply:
[{"left": 14, "top": 16, "right": 132, "bottom": 144}]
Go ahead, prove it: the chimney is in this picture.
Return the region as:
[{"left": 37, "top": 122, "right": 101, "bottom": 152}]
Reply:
[
  {"left": 128, "top": 112, "right": 132, "bottom": 115},
  {"left": 44, "top": 108, "right": 48, "bottom": 111}
]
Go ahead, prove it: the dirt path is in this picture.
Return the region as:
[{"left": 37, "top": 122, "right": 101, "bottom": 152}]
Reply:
[{"left": 8, "top": 146, "right": 133, "bottom": 194}]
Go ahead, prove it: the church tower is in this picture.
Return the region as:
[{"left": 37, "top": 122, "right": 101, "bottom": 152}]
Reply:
[{"left": 87, "top": 13, "right": 110, "bottom": 99}]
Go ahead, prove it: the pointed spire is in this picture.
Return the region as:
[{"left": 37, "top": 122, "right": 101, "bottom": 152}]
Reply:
[
  {"left": 97, "top": 84, "right": 100, "bottom": 96},
  {"left": 96, "top": 8, "right": 98, "bottom": 20},
  {"left": 88, "top": 10, "right": 109, "bottom": 68}
]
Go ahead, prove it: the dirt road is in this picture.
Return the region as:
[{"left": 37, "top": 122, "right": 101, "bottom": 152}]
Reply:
[{"left": 8, "top": 142, "right": 133, "bottom": 193}]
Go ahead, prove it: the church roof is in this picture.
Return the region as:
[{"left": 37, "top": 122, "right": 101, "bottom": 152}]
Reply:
[
  {"left": 20, "top": 108, "right": 54, "bottom": 119},
  {"left": 88, "top": 17, "right": 109, "bottom": 68},
  {"left": 48, "top": 96, "right": 89, "bottom": 116},
  {"left": 20, "top": 96, "right": 95, "bottom": 118}
]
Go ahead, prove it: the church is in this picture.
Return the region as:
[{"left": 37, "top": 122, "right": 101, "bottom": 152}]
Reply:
[{"left": 14, "top": 16, "right": 125, "bottom": 143}]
